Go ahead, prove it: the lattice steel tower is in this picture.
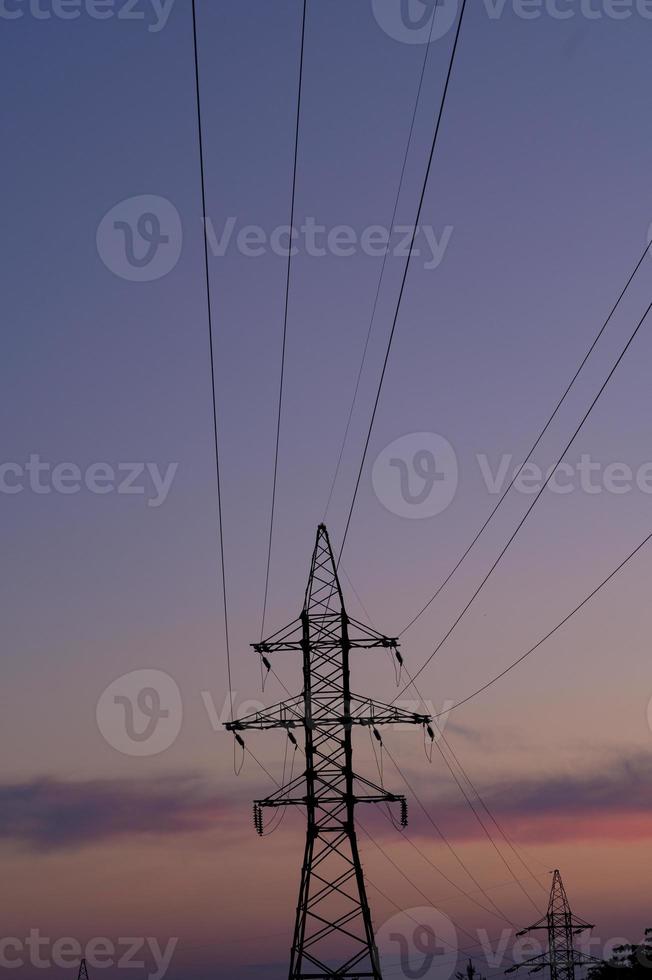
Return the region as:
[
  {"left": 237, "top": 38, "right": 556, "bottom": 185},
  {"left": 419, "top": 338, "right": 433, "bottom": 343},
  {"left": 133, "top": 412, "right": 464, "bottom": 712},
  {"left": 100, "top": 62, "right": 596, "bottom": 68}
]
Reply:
[
  {"left": 506, "top": 870, "right": 598, "bottom": 980},
  {"left": 227, "top": 524, "right": 431, "bottom": 979}
]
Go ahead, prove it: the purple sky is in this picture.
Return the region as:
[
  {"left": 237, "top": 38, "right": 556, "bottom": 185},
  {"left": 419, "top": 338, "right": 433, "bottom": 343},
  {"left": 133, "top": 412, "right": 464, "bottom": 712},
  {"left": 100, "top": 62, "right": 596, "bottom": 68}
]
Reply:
[{"left": 2, "top": 1, "right": 652, "bottom": 978}]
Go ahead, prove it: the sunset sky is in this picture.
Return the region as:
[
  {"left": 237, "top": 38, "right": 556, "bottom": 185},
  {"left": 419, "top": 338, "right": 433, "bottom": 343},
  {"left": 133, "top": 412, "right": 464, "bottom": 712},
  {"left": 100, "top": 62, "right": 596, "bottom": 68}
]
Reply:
[{"left": 2, "top": 1, "right": 652, "bottom": 978}]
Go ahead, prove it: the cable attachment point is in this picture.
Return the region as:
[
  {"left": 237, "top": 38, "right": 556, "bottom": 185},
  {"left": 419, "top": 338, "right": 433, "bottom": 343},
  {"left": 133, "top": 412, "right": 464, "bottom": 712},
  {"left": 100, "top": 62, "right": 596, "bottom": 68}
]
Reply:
[
  {"left": 424, "top": 723, "right": 435, "bottom": 764},
  {"left": 392, "top": 648, "right": 404, "bottom": 686},
  {"left": 260, "top": 654, "right": 271, "bottom": 692},
  {"left": 234, "top": 733, "right": 246, "bottom": 776},
  {"left": 400, "top": 798, "right": 408, "bottom": 828},
  {"left": 253, "top": 803, "right": 264, "bottom": 836}
]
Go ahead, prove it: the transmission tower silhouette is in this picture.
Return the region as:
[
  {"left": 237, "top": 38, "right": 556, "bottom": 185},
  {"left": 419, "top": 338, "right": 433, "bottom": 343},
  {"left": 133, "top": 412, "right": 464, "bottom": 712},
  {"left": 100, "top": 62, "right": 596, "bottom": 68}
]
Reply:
[
  {"left": 506, "top": 869, "right": 599, "bottom": 980},
  {"left": 77, "top": 960, "right": 89, "bottom": 980},
  {"left": 227, "top": 524, "right": 432, "bottom": 979}
]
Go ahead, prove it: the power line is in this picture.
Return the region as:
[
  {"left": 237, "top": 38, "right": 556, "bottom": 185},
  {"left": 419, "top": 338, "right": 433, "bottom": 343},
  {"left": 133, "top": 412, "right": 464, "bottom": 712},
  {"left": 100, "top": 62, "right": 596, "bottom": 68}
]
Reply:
[
  {"left": 191, "top": 0, "right": 234, "bottom": 727},
  {"left": 342, "top": 566, "right": 547, "bottom": 902},
  {"left": 260, "top": 0, "right": 308, "bottom": 641},
  {"left": 382, "top": 741, "right": 517, "bottom": 927},
  {"left": 398, "top": 661, "right": 549, "bottom": 892},
  {"left": 431, "top": 527, "right": 652, "bottom": 719},
  {"left": 338, "top": 0, "right": 470, "bottom": 564},
  {"left": 432, "top": 737, "right": 542, "bottom": 914},
  {"left": 242, "top": 724, "right": 517, "bottom": 943},
  {"left": 395, "top": 297, "right": 652, "bottom": 698},
  {"left": 374, "top": 806, "right": 523, "bottom": 926},
  {"left": 322, "top": 0, "right": 442, "bottom": 521},
  {"left": 359, "top": 822, "right": 494, "bottom": 950},
  {"left": 400, "top": 240, "right": 652, "bottom": 637},
  {"left": 362, "top": 869, "right": 519, "bottom": 968},
  {"left": 435, "top": 727, "right": 549, "bottom": 888}
]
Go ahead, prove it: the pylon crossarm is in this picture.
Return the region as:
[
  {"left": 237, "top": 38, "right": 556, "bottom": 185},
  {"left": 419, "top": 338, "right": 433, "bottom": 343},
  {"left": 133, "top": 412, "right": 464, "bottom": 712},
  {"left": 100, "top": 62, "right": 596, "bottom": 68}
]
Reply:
[
  {"left": 570, "top": 919, "right": 594, "bottom": 933},
  {"left": 506, "top": 957, "right": 549, "bottom": 975},
  {"left": 225, "top": 696, "right": 304, "bottom": 731},
  {"left": 347, "top": 693, "right": 431, "bottom": 725},
  {"left": 346, "top": 615, "right": 399, "bottom": 648},
  {"left": 517, "top": 920, "right": 548, "bottom": 936},
  {"left": 253, "top": 617, "right": 303, "bottom": 654},
  {"left": 572, "top": 954, "right": 603, "bottom": 967},
  {"left": 257, "top": 772, "right": 306, "bottom": 807}
]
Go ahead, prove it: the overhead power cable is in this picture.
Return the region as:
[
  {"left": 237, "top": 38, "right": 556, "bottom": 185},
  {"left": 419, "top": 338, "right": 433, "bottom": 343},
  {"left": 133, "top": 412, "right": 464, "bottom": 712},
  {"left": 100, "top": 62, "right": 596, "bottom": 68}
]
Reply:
[
  {"left": 431, "top": 527, "right": 652, "bottom": 719},
  {"left": 400, "top": 240, "right": 652, "bottom": 637},
  {"left": 359, "top": 822, "right": 496, "bottom": 949},
  {"left": 322, "top": 0, "right": 442, "bottom": 521},
  {"left": 374, "top": 807, "right": 521, "bottom": 926},
  {"left": 432, "top": 738, "right": 541, "bottom": 914},
  {"left": 238, "top": 711, "right": 515, "bottom": 938},
  {"left": 338, "top": 0, "right": 470, "bottom": 564},
  {"left": 342, "top": 565, "right": 546, "bottom": 902},
  {"left": 436, "top": 727, "right": 549, "bottom": 888},
  {"left": 191, "top": 0, "right": 234, "bottom": 730},
  {"left": 260, "top": 0, "right": 308, "bottom": 640},
  {"left": 395, "top": 297, "right": 652, "bottom": 698},
  {"left": 381, "top": 742, "right": 516, "bottom": 926},
  {"left": 399, "top": 661, "right": 548, "bottom": 892}
]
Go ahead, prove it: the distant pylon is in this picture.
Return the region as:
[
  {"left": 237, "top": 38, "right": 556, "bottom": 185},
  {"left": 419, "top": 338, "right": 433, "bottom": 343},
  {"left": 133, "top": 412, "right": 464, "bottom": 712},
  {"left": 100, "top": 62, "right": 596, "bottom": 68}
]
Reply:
[
  {"left": 506, "top": 870, "right": 599, "bottom": 980},
  {"left": 227, "top": 524, "right": 431, "bottom": 979},
  {"left": 77, "top": 960, "right": 89, "bottom": 980}
]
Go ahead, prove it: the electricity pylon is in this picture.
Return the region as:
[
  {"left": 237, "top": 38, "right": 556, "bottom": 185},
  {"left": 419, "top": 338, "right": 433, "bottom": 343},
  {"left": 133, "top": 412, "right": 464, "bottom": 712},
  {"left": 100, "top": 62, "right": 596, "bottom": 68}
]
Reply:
[
  {"left": 506, "top": 869, "right": 599, "bottom": 980},
  {"left": 77, "top": 960, "right": 89, "bottom": 980},
  {"left": 227, "top": 524, "right": 431, "bottom": 980}
]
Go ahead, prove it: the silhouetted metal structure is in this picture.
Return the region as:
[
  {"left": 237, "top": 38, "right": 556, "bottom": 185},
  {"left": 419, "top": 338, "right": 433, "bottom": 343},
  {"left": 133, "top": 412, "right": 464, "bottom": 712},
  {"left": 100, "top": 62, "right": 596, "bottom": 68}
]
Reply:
[
  {"left": 227, "top": 524, "right": 431, "bottom": 979},
  {"left": 77, "top": 960, "right": 89, "bottom": 980},
  {"left": 507, "top": 869, "right": 598, "bottom": 980}
]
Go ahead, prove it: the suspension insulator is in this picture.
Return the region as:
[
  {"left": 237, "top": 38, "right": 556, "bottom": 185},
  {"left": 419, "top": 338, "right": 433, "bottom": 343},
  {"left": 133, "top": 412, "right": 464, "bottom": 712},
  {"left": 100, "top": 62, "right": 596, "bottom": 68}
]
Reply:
[
  {"left": 426, "top": 724, "right": 435, "bottom": 741},
  {"left": 262, "top": 656, "right": 271, "bottom": 672},
  {"left": 400, "top": 799, "right": 408, "bottom": 828},
  {"left": 288, "top": 731, "right": 298, "bottom": 747},
  {"left": 395, "top": 650, "right": 404, "bottom": 666},
  {"left": 373, "top": 728, "right": 383, "bottom": 744},
  {"left": 235, "top": 733, "right": 245, "bottom": 749},
  {"left": 253, "top": 803, "right": 264, "bottom": 836}
]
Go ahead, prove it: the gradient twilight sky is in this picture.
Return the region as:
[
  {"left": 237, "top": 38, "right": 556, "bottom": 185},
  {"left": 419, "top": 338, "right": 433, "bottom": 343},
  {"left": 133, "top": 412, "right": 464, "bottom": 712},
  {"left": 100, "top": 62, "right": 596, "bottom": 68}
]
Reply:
[{"left": 2, "top": 1, "right": 652, "bottom": 978}]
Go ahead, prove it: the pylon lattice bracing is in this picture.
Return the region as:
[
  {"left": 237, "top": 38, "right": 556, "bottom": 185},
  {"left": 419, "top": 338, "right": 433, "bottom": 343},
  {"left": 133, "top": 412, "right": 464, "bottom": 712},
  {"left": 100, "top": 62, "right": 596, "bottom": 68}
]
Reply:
[{"left": 227, "top": 525, "right": 431, "bottom": 979}]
